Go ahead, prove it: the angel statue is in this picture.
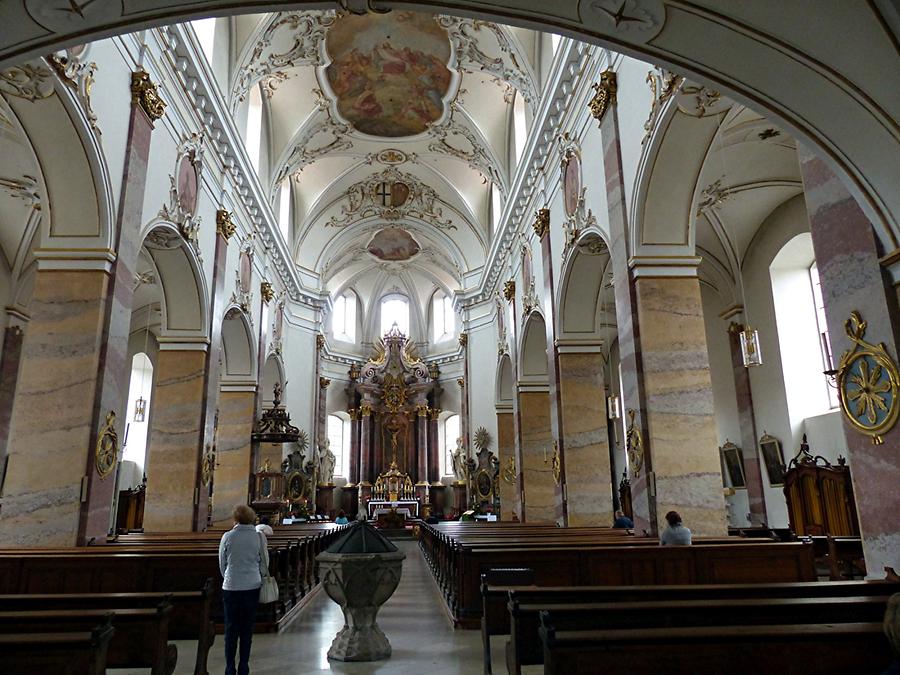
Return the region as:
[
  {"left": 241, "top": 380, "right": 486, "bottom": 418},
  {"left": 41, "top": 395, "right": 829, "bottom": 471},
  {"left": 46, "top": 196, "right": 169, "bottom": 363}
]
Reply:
[
  {"left": 318, "top": 439, "right": 336, "bottom": 486},
  {"left": 451, "top": 437, "right": 467, "bottom": 483}
]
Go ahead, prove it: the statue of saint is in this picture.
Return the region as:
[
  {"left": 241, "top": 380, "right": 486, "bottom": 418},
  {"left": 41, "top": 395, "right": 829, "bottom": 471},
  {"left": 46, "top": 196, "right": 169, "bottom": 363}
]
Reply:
[
  {"left": 318, "top": 439, "right": 336, "bottom": 485},
  {"left": 451, "top": 437, "right": 467, "bottom": 483}
]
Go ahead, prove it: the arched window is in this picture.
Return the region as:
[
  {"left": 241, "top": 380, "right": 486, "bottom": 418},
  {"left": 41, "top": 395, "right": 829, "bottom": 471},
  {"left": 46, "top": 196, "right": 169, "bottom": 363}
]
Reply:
[
  {"left": 123, "top": 353, "right": 153, "bottom": 473},
  {"left": 380, "top": 293, "right": 409, "bottom": 336},
  {"left": 327, "top": 414, "right": 350, "bottom": 477},
  {"left": 440, "top": 414, "right": 460, "bottom": 476},
  {"left": 192, "top": 18, "right": 216, "bottom": 63},
  {"left": 278, "top": 180, "right": 292, "bottom": 240},
  {"left": 513, "top": 93, "right": 527, "bottom": 163},
  {"left": 245, "top": 85, "right": 263, "bottom": 172},
  {"left": 332, "top": 291, "right": 357, "bottom": 343},
  {"left": 432, "top": 291, "right": 455, "bottom": 342}
]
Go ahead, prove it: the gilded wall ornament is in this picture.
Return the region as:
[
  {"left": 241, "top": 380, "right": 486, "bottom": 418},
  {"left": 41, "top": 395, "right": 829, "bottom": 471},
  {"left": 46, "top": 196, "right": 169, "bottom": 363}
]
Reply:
[
  {"left": 549, "top": 441, "right": 561, "bottom": 485},
  {"left": 502, "top": 456, "right": 516, "bottom": 484},
  {"left": 48, "top": 49, "right": 99, "bottom": 132},
  {"left": 642, "top": 67, "right": 682, "bottom": 144},
  {"left": 200, "top": 444, "right": 216, "bottom": 486},
  {"left": 130, "top": 69, "right": 166, "bottom": 123},
  {"left": 503, "top": 280, "right": 516, "bottom": 302},
  {"left": 316, "top": 333, "right": 326, "bottom": 351},
  {"left": 458, "top": 332, "right": 468, "bottom": 348},
  {"left": 836, "top": 311, "right": 900, "bottom": 444},
  {"left": 319, "top": 376, "right": 331, "bottom": 389},
  {"left": 260, "top": 280, "right": 275, "bottom": 303},
  {"left": 532, "top": 208, "right": 550, "bottom": 239},
  {"left": 95, "top": 410, "right": 118, "bottom": 480},
  {"left": 588, "top": 70, "right": 617, "bottom": 125},
  {"left": 625, "top": 408, "right": 645, "bottom": 478},
  {"left": 216, "top": 209, "right": 236, "bottom": 240}
]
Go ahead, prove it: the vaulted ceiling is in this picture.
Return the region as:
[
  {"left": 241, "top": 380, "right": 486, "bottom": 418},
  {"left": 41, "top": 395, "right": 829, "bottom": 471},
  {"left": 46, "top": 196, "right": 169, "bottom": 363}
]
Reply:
[{"left": 228, "top": 11, "right": 541, "bottom": 310}]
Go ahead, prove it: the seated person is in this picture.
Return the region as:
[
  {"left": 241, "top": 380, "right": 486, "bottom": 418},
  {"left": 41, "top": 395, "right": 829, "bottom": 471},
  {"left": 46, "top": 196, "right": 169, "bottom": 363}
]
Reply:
[
  {"left": 255, "top": 516, "right": 274, "bottom": 537},
  {"left": 660, "top": 510, "right": 692, "bottom": 545},
  {"left": 612, "top": 509, "right": 634, "bottom": 529},
  {"left": 334, "top": 510, "right": 349, "bottom": 525}
]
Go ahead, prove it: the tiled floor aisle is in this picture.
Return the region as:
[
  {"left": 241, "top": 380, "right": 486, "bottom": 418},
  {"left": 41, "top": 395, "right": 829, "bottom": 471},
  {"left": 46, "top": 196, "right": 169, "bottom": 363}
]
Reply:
[{"left": 148, "top": 540, "right": 507, "bottom": 674}]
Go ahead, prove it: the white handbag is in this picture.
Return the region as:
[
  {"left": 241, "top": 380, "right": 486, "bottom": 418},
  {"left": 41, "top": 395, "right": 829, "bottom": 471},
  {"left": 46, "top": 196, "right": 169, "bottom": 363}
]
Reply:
[{"left": 258, "top": 531, "right": 279, "bottom": 604}]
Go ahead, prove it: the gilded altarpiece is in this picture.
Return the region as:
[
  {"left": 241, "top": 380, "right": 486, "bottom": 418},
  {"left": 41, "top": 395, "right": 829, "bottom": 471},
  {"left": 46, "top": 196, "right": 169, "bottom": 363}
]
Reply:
[{"left": 348, "top": 326, "right": 442, "bottom": 514}]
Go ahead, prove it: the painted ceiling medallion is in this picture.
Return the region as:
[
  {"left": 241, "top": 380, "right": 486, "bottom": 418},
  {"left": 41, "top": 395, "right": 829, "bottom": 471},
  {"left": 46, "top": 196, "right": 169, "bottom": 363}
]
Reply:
[
  {"left": 367, "top": 228, "right": 421, "bottom": 262},
  {"left": 324, "top": 12, "right": 454, "bottom": 137}
]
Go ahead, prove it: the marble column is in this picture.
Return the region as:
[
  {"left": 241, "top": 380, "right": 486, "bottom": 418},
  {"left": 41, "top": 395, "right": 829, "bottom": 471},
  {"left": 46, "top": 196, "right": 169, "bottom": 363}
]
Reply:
[
  {"left": 416, "top": 402, "right": 429, "bottom": 485},
  {"left": 143, "top": 347, "right": 207, "bottom": 532},
  {"left": 211, "top": 389, "right": 255, "bottom": 525},
  {"left": 359, "top": 402, "right": 373, "bottom": 487},
  {"left": 518, "top": 388, "right": 557, "bottom": 523},
  {"left": 0, "top": 269, "right": 111, "bottom": 546},
  {"left": 537, "top": 216, "right": 568, "bottom": 524},
  {"left": 347, "top": 408, "right": 360, "bottom": 486},
  {"left": 0, "top": 311, "right": 27, "bottom": 461},
  {"left": 633, "top": 274, "right": 727, "bottom": 537},
  {"left": 726, "top": 320, "right": 768, "bottom": 526},
  {"left": 506, "top": 286, "right": 526, "bottom": 522},
  {"left": 800, "top": 148, "right": 900, "bottom": 577},
  {"left": 317, "top": 377, "right": 329, "bottom": 457},
  {"left": 557, "top": 348, "right": 614, "bottom": 526},
  {"left": 427, "top": 407, "right": 440, "bottom": 485},
  {"left": 495, "top": 410, "right": 517, "bottom": 520},
  {"left": 601, "top": 94, "right": 654, "bottom": 534}
]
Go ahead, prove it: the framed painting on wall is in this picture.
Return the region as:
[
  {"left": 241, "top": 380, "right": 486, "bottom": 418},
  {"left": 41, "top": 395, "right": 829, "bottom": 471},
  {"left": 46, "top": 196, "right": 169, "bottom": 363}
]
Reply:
[
  {"left": 759, "top": 433, "right": 786, "bottom": 486},
  {"left": 720, "top": 441, "right": 746, "bottom": 488}
]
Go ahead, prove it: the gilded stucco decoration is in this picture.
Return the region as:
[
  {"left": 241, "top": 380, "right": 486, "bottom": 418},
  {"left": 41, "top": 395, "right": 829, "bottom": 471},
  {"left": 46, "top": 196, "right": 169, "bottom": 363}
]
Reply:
[
  {"left": 625, "top": 408, "right": 645, "bottom": 478},
  {"left": 587, "top": 70, "right": 617, "bottom": 125},
  {"left": 130, "top": 69, "right": 166, "bottom": 123},
  {"left": 0, "top": 175, "right": 41, "bottom": 210},
  {"left": 95, "top": 410, "right": 118, "bottom": 480},
  {"left": 532, "top": 208, "right": 550, "bottom": 239},
  {"left": 642, "top": 67, "right": 682, "bottom": 144},
  {"left": 578, "top": 0, "right": 666, "bottom": 42},
  {"left": 0, "top": 61, "right": 55, "bottom": 101},
  {"left": 502, "top": 456, "right": 516, "bottom": 484},
  {"left": 216, "top": 209, "right": 236, "bottom": 240},
  {"left": 201, "top": 444, "right": 216, "bottom": 486},
  {"left": 261, "top": 280, "right": 275, "bottom": 303},
  {"left": 836, "top": 311, "right": 900, "bottom": 444},
  {"left": 503, "top": 280, "right": 516, "bottom": 302}
]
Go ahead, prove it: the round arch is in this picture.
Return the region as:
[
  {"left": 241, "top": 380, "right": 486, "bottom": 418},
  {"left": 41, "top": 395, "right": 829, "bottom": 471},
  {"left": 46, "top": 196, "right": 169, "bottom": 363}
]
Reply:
[
  {"left": 261, "top": 352, "right": 285, "bottom": 406},
  {"left": 139, "top": 222, "right": 209, "bottom": 343},
  {"left": 518, "top": 310, "right": 548, "bottom": 384},
  {"left": 496, "top": 353, "right": 514, "bottom": 407},
  {"left": 0, "top": 3, "right": 896, "bottom": 247},
  {"left": 220, "top": 306, "right": 257, "bottom": 386},
  {"left": 556, "top": 232, "right": 615, "bottom": 340}
]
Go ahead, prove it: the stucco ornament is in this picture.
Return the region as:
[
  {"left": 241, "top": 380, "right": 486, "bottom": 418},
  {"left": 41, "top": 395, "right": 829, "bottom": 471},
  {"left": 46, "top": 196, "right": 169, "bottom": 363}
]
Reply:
[{"left": 579, "top": 0, "right": 666, "bottom": 43}]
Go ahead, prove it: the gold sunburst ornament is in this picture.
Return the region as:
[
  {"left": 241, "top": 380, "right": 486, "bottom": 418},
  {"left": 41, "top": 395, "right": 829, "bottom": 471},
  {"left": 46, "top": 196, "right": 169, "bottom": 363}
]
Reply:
[{"left": 836, "top": 311, "right": 900, "bottom": 444}]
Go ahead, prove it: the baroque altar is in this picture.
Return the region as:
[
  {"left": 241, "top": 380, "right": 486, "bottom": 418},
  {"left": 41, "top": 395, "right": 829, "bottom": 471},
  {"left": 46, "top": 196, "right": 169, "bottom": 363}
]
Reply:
[{"left": 345, "top": 326, "right": 443, "bottom": 516}]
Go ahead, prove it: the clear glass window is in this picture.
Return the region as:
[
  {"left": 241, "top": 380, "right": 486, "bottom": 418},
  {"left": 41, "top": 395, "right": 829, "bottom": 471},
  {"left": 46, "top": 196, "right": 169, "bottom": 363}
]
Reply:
[
  {"left": 278, "top": 181, "right": 291, "bottom": 240},
  {"left": 327, "top": 414, "right": 348, "bottom": 477},
  {"left": 513, "top": 93, "right": 527, "bottom": 163},
  {"left": 380, "top": 294, "right": 409, "bottom": 336},
  {"left": 245, "top": 85, "right": 263, "bottom": 172},
  {"left": 441, "top": 414, "right": 460, "bottom": 476},
  {"left": 432, "top": 292, "right": 455, "bottom": 341},
  {"left": 332, "top": 291, "right": 356, "bottom": 343},
  {"left": 809, "top": 262, "right": 839, "bottom": 409}
]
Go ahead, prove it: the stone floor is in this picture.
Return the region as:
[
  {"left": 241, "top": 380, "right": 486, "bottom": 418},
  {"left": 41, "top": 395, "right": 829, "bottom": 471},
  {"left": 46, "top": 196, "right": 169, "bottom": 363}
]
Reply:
[{"left": 116, "top": 540, "right": 512, "bottom": 674}]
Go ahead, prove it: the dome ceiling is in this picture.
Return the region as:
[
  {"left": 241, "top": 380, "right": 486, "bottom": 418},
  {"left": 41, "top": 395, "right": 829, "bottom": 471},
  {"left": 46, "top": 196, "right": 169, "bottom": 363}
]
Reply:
[{"left": 229, "top": 10, "right": 540, "bottom": 306}]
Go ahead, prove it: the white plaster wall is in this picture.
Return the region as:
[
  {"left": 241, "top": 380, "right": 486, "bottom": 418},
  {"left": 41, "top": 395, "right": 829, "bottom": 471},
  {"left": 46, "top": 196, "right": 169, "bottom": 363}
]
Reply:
[
  {"left": 467, "top": 320, "right": 500, "bottom": 456},
  {"left": 614, "top": 56, "right": 656, "bottom": 223},
  {"left": 280, "top": 321, "right": 317, "bottom": 445}
]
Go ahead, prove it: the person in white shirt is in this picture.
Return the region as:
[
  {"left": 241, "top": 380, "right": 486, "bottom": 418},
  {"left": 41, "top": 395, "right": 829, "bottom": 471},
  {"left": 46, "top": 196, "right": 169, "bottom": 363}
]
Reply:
[{"left": 659, "top": 510, "right": 692, "bottom": 546}]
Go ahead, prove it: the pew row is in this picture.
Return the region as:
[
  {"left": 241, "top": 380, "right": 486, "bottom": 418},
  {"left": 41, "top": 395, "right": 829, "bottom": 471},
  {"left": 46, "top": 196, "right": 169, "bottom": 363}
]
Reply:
[{"left": 0, "top": 621, "right": 115, "bottom": 675}]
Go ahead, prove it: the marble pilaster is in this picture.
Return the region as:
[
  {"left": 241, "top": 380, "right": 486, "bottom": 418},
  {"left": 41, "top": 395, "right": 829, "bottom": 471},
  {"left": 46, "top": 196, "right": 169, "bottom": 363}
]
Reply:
[
  {"left": 800, "top": 148, "right": 900, "bottom": 577},
  {"left": 427, "top": 408, "right": 440, "bottom": 485},
  {"left": 211, "top": 390, "right": 255, "bottom": 525},
  {"left": 517, "top": 389, "right": 557, "bottom": 523},
  {"left": 198, "top": 226, "right": 232, "bottom": 528},
  {"left": 143, "top": 348, "right": 206, "bottom": 532},
  {"left": 359, "top": 403, "right": 373, "bottom": 486},
  {"left": 317, "top": 376, "right": 329, "bottom": 457},
  {"left": 727, "top": 321, "right": 767, "bottom": 526},
  {"left": 495, "top": 411, "right": 517, "bottom": 520},
  {"left": 0, "top": 317, "right": 26, "bottom": 459},
  {"left": 0, "top": 270, "right": 110, "bottom": 546},
  {"left": 416, "top": 403, "right": 429, "bottom": 484},
  {"left": 348, "top": 408, "right": 360, "bottom": 486},
  {"left": 634, "top": 276, "right": 727, "bottom": 537},
  {"left": 601, "top": 97, "right": 654, "bottom": 534},
  {"left": 557, "top": 350, "right": 613, "bottom": 526}
]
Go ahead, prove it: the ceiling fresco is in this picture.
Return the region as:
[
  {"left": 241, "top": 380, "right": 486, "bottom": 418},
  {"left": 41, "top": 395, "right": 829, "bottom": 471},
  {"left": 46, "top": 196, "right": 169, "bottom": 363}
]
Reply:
[
  {"left": 324, "top": 12, "right": 455, "bottom": 138},
  {"left": 367, "top": 228, "right": 421, "bottom": 262}
]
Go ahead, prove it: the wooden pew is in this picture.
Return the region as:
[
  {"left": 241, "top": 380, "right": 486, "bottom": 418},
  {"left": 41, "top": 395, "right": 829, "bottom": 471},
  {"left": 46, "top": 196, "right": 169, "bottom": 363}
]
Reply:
[
  {"left": 0, "top": 581, "right": 215, "bottom": 675},
  {"left": 479, "top": 568, "right": 534, "bottom": 675},
  {"left": 0, "top": 604, "right": 175, "bottom": 674},
  {"left": 0, "top": 620, "right": 115, "bottom": 675},
  {"left": 501, "top": 580, "right": 900, "bottom": 673},
  {"left": 538, "top": 621, "right": 893, "bottom": 675}
]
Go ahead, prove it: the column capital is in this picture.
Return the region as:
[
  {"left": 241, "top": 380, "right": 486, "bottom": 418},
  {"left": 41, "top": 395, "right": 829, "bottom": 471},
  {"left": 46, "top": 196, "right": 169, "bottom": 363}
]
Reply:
[
  {"left": 416, "top": 403, "right": 430, "bottom": 417},
  {"left": 360, "top": 402, "right": 373, "bottom": 417},
  {"left": 503, "top": 279, "right": 516, "bottom": 302},
  {"left": 215, "top": 209, "right": 236, "bottom": 240},
  {"left": 348, "top": 408, "right": 358, "bottom": 420},
  {"left": 588, "top": 70, "right": 617, "bottom": 125},
  {"left": 458, "top": 332, "right": 468, "bottom": 348},
  {"left": 319, "top": 376, "right": 331, "bottom": 389},
  {"left": 533, "top": 208, "right": 550, "bottom": 239},
  {"left": 428, "top": 407, "right": 441, "bottom": 421},
  {"left": 260, "top": 281, "right": 274, "bottom": 304},
  {"left": 130, "top": 69, "right": 166, "bottom": 124}
]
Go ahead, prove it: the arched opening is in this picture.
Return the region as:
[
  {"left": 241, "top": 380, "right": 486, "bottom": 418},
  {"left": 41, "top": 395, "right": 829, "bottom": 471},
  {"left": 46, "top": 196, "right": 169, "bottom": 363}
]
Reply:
[
  {"left": 261, "top": 353, "right": 285, "bottom": 407},
  {"left": 431, "top": 289, "right": 455, "bottom": 343},
  {"left": 327, "top": 412, "right": 351, "bottom": 478},
  {"left": 380, "top": 293, "right": 410, "bottom": 337}
]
